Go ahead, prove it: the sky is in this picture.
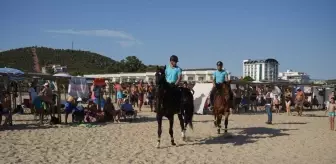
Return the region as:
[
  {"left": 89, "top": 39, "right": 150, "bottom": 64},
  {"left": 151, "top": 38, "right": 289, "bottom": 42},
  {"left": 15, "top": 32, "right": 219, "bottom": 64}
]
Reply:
[{"left": 0, "top": 0, "right": 335, "bottom": 79}]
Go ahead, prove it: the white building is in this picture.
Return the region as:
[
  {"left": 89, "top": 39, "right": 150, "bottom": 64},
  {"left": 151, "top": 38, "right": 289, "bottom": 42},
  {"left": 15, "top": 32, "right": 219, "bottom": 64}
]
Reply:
[
  {"left": 41, "top": 64, "right": 68, "bottom": 74},
  {"left": 243, "top": 58, "right": 279, "bottom": 82},
  {"left": 84, "top": 68, "right": 232, "bottom": 83},
  {"left": 278, "top": 69, "right": 310, "bottom": 83}
]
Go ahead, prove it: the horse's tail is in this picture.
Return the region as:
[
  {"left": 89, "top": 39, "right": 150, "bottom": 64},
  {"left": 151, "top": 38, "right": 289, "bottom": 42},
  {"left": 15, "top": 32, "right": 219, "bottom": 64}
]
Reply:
[
  {"left": 188, "top": 116, "right": 194, "bottom": 130},
  {"left": 187, "top": 97, "right": 194, "bottom": 130}
]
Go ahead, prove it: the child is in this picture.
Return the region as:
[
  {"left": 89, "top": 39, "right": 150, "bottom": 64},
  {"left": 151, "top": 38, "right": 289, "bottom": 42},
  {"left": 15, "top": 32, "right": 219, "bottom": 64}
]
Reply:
[
  {"left": 328, "top": 97, "right": 336, "bottom": 130},
  {"left": 64, "top": 96, "right": 75, "bottom": 124},
  {"left": 73, "top": 97, "right": 85, "bottom": 123},
  {"left": 32, "top": 96, "right": 44, "bottom": 124}
]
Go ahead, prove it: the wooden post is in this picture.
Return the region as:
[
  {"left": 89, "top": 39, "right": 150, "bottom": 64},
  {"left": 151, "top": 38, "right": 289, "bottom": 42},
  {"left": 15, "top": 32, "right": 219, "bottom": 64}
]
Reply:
[
  {"left": 7, "top": 76, "right": 13, "bottom": 125},
  {"left": 56, "top": 79, "right": 62, "bottom": 123},
  {"left": 18, "top": 82, "right": 22, "bottom": 106},
  {"left": 63, "top": 84, "right": 66, "bottom": 104}
]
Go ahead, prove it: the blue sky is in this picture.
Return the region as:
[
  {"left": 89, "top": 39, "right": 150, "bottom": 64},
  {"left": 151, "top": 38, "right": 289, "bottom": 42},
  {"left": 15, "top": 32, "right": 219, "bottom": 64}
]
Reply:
[{"left": 0, "top": 0, "right": 335, "bottom": 79}]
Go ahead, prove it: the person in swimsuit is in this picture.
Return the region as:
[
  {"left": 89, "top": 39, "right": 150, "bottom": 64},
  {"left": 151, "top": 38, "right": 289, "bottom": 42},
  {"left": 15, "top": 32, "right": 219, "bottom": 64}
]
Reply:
[
  {"left": 285, "top": 88, "right": 292, "bottom": 116},
  {"left": 328, "top": 97, "right": 336, "bottom": 130},
  {"left": 115, "top": 83, "right": 123, "bottom": 108},
  {"left": 295, "top": 88, "right": 305, "bottom": 116},
  {"left": 137, "top": 81, "right": 144, "bottom": 112},
  {"left": 147, "top": 86, "right": 154, "bottom": 112}
]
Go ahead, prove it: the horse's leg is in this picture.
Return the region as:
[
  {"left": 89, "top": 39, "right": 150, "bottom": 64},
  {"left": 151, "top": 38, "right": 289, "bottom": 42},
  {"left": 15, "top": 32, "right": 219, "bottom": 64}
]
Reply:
[
  {"left": 224, "top": 112, "right": 230, "bottom": 133},
  {"left": 216, "top": 114, "right": 222, "bottom": 134},
  {"left": 213, "top": 112, "right": 217, "bottom": 127},
  {"left": 168, "top": 115, "right": 176, "bottom": 146},
  {"left": 156, "top": 114, "right": 163, "bottom": 148},
  {"left": 178, "top": 114, "right": 186, "bottom": 140}
]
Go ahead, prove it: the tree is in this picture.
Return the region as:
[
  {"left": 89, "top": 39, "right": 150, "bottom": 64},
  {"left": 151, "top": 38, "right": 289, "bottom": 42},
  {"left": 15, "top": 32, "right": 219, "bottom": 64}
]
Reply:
[
  {"left": 242, "top": 76, "right": 254, "bottom": 82},
  {"left": 120, "top": 56, "right": 146, "bottom": 72},
  {"left": 0, "top": 47, "right": 159, "bottom": 74}
]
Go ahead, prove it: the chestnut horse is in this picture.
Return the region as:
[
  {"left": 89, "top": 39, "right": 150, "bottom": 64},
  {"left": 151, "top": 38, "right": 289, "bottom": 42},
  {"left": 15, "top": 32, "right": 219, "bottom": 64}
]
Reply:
[
  {"left": 154, "top": 66, "right": 194, "bottom": 148},
  {"left": 213, "top": 81, "right": 232, "bottom": 134}
]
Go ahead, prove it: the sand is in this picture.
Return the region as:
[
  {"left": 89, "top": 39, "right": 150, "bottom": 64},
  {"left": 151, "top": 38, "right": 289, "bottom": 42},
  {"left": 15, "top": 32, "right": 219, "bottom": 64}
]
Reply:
[{"left": 1, "top": 108, "right": 335, "bottom": 164}]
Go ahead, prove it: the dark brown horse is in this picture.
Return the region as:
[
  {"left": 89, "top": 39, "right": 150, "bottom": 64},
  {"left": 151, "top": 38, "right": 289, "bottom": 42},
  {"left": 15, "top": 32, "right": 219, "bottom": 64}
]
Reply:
[
  {"left": 154, "top": 66, "right": 194, "bottom": 148},
  {"left": 213, "top": 81, "right": 232, "bottom": 134}
]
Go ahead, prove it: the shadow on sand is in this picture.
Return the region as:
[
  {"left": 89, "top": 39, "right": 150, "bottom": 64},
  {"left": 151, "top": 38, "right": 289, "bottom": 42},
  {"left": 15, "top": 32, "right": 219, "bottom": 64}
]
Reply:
[
  {"left": 303, "top": 114, "right": 327, "bottom": 118},
  {"left": 0, "top": 123, "right": 56, "bottom": 131},
  {"left": 195, "top": 127, "right": 298, "bottom": 146},
  {"left": 273, "top": 122, "right": 308, "bottom": 125}
]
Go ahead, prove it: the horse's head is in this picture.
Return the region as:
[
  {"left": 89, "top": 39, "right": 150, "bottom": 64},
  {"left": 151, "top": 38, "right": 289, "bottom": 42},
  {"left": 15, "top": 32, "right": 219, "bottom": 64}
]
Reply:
[{"left": 155, "top": 66, "right": 167, "bottom": 87}]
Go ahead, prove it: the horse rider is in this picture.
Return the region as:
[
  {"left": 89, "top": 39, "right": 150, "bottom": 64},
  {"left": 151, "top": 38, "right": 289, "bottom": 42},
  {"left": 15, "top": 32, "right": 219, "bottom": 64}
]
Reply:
[
  {"left": 165, "top": 55, "right": 182, "bottom": 86},
  {"left": 210, "top": 61, "right": 232, "bottom": 107},
  {"left": 165, "top": 55, "right": 182, "bottom": 109}
]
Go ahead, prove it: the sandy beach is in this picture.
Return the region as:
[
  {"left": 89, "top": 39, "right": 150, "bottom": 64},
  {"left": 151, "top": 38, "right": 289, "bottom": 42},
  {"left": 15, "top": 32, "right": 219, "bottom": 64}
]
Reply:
[{"left": 1, "top": 109, "right": 335, "bottom": 164}]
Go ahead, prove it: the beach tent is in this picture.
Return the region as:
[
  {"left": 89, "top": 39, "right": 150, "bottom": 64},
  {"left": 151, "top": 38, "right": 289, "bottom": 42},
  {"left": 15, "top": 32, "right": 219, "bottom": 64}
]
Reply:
[
  {"left": 193, "top": 83, "right": 212, "bottom": 114},
  {"left": 0, "top": 67, "right": 24, "bottom": 81},
  {"left": 68, "top": 77, "right": 90, "bottom": 99},
  {"left": 193, "top": 83, "right": 238, "bottom": 114}
]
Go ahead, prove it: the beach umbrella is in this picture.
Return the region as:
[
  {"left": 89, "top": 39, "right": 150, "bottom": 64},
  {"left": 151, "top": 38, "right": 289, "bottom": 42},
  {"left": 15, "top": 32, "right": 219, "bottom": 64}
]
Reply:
[
  {"left": 272, "top": 86, "right": 282, "bottom": 95},
  {"left": 0, "top": 67, "right": 24, "bottom": 81}
]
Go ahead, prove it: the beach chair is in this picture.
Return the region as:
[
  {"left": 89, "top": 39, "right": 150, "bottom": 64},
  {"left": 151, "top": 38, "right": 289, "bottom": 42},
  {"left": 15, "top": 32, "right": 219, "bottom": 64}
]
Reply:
[{"left": 121, "top": 110, "right": 137, "bottom": 122}]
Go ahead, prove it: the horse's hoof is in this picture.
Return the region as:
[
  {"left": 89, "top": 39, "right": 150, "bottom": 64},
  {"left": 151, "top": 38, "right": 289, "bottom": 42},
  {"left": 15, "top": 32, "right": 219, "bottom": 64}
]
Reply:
[
  {"left": 181, "top": 131, "right": 186, "bottom": 139},
  {"left": 224, "top": 129, "right": 228, "bottom": 133},
  {"left": 156, "top": 142, "right": 160, "bottom": 148},
  {"left": 214, "top": 121, "right": 217, "bottom": 127},
  {"left": 171, "top": 141, "right": 176, "bottom": 146}
]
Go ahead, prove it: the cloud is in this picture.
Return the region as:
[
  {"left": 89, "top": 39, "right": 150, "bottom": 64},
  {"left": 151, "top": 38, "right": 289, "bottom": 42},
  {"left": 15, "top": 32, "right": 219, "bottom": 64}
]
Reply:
[
  {"left": 45, "top": 29, "right": 141, "bottom": 47},
  {"left": 116, "top": 40, "right": 143, "bottom": 48},
  {"left": 46, "top": 29, "right": 135, "bottom": 40}
]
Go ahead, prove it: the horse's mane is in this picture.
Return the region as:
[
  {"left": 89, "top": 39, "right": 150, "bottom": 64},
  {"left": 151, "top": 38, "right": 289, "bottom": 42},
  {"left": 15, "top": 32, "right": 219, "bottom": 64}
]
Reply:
[{"left": 220, "top": 81, "right": 231, "bottom": 95}]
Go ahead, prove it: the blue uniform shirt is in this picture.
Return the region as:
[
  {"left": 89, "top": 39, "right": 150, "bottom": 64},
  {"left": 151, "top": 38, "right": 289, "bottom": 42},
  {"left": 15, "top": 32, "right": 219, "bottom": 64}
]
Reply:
[
  {"left": 165, "top": 64, "right": 182, "bottom": 84},
  {"left": 213, "top": 70, "right": 227, "bottom": 84}
]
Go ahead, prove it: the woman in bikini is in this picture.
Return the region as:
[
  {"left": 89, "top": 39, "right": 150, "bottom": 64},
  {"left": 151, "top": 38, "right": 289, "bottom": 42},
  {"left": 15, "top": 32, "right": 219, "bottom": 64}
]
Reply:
[{"left": 285, "top": 88, "right": 292, "bottom": 116}]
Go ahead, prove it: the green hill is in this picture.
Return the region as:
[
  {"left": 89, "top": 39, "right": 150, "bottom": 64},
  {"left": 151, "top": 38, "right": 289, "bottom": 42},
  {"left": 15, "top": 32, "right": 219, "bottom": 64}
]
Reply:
[{"left": 0, "top": 46, "right": 157, "bottom": 75}]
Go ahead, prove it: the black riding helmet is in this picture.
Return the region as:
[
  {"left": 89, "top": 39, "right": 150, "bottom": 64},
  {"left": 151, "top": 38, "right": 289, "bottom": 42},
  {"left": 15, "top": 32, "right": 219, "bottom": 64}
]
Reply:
[
  {"left": 170, "top": 55, "right": 179, "bottom": 62},
  {"left": 216, "top": 61, "right": 223, "bottom": 66}
]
